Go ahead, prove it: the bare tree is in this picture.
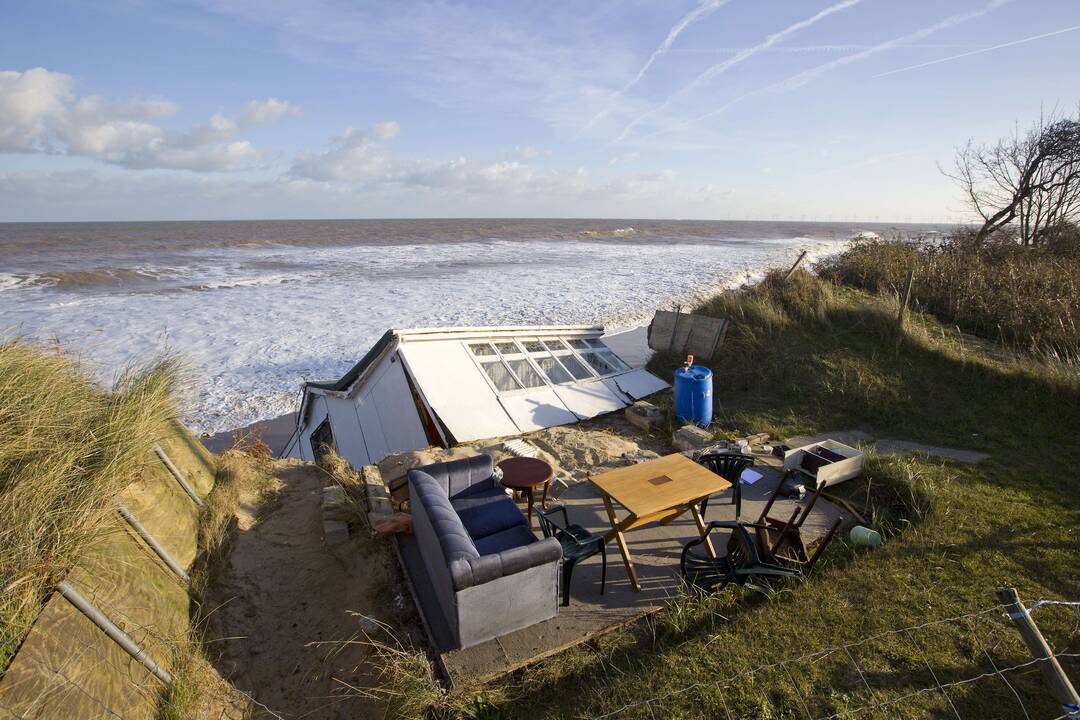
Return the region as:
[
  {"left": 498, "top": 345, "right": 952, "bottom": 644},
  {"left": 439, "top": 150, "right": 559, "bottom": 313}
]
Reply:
[{"left": 947, "top": 108, "right": 1080, "bottom": 247}]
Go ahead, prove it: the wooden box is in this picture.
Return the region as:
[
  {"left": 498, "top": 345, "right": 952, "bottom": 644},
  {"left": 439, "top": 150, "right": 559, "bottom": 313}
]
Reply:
[{"left": 782, "top": 439, "right": 864, "bottom": 489}]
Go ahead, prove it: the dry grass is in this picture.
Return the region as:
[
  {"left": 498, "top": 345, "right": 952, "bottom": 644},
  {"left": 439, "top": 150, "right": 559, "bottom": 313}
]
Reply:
[
  {"left": 0, "top": 339, "right": 180, "bottom": 673},
  {"left": 818, "top": 233, "right": 1080, "bottom": 359}
]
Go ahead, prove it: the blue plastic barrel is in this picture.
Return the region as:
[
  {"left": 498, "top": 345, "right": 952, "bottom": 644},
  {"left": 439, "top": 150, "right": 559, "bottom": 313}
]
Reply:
[{"left": 674, "top": 365, "right": 713, "bottom": 427}]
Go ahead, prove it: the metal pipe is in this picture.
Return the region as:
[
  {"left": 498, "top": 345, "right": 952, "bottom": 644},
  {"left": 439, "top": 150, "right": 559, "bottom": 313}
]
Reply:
[
  {"left": 57, "top": 580, "right": 173, "bottom": 686},
  {"left": 155, "top": 445, "right": 205, "bottom": 508},
  {"left": 116, "top": 504, "right": 189, "bottom": 582}
]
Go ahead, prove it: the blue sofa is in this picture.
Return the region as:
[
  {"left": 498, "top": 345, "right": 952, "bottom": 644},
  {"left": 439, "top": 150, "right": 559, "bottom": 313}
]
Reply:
[{"left": 407, "top": 455, "right": 561, "bottom": 649}]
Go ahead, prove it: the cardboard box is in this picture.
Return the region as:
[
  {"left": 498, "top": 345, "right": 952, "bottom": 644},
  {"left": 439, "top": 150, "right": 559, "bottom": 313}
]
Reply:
[{"left": 782, "top": 439, "right": 864, "bottom": 489}]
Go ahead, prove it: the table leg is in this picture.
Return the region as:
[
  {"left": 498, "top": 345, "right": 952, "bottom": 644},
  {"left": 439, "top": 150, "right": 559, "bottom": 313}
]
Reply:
[
  {"left": 603, "top": 494, "right": 641, "bottom": 592},
  {"left": 540, "top": 478, "right": 550, "bottom": 509},
  {"left": 690, "top": 503, "right": 718, "bottom": 559},
  {"left": 525, "top": 487, "right": 535, "bottom": 526}
]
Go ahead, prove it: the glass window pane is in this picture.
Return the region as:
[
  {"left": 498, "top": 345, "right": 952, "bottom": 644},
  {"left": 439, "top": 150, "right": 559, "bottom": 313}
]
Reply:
[
  {"left": 581, "top": 352, "right": 619, "bottom": 376},
  {"left": 494, "top": 342, "right": 519, "bottom": 355},
  {"left": 535, "top": 356, "right": 572, "bottom": 384},
  {"left": 559, "top": 354, "right": 593, "bottom": 380},
  {"left": 600, "top": 351, "right": 629, "bottom": 372},
  {"left": 540, "top": 339, "right": 564, "bottom": 352},
  {"left": 482, "top": 360, "right": 521, "bottom": 391},
  {"left": 506, "top": 359, "right": 544, "bottom": 388},
  {"left": 470, "top": 342, "right": 496, "bottom": 356},
  {"left": 567, "top": 338, "right": 589, "bottom": 349},
  {"left": 523, "top": 340, "right": 546, "bottom": 353}
]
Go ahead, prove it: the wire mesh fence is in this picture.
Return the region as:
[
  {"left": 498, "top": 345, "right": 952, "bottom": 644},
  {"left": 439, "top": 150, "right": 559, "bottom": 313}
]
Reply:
[{"left": 593, "top": 600, "right": 1080, "bottom": 720}]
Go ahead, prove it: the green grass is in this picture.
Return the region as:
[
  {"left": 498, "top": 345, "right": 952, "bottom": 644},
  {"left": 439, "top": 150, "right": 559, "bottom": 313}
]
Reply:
[
  {"left": 0, "top": 339, "right": 180, "bottom": 674},
  {"left": 449, "top": 270, "right": 1080, "bottom": 720}
]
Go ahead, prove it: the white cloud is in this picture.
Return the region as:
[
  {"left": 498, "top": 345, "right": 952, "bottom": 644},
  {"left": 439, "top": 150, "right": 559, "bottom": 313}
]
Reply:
[
  {"left": 241, "top": 98, "right": 302, "bottom": 123},
  {"left": 0, "top": 67, "right": 297, "bottom": 171},
  {"left": 372, "top": 121, "right": 400, "bottom": 140},
  {"left": 608, "top": 151, "right": 639, "bottom": 165},
  {"left": 0, "top": 68, "right": 74, "bottom": 151}
]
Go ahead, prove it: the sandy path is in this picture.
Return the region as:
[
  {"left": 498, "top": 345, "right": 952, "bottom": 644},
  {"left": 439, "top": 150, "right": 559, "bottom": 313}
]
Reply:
[{"left": 208, "top": 460, "right": 401, "bottom": 719}]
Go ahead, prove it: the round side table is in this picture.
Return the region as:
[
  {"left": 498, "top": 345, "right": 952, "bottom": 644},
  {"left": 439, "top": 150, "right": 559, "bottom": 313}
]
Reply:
[{"left": 497, "top": 457, "right": 553, "bottom": 526}]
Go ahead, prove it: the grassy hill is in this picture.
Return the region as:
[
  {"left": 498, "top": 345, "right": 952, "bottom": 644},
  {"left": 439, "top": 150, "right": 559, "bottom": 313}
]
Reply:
[{"left": 455, "top": 264, "right": 1080, "bottom": 719}]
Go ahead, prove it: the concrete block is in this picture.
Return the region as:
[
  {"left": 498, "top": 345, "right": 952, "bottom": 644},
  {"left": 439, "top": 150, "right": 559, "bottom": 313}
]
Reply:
[
  {"left": 362, "top": 464, "right": 394, "bottom": 517},
  {"left": 321, "top": 485, "right": 347, "bottom": 510},
  {"left": 672, "top": 424, "right": 714, "bottom": 453},
  {"left": 323, "top": 519, "right": 350, "bottom": 546},
  {"left": 625, "top": 401, "right": 663, "bottom": 432}
]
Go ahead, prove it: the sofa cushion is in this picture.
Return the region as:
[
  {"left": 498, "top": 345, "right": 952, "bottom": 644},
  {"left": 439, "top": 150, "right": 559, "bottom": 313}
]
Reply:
[
  {"left": 415, "top": 455, "right": 496, "bottom": 499},
  {"left": 474, "top": 524, "right": 537, "bottom": 556},
  {"left": 451, "top": 487, "right": 527, "bottom": 540}
]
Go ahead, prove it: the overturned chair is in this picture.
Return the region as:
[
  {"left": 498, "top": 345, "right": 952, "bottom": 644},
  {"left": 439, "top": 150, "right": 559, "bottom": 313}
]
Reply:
[{"left": 680, "top": 521, "right": 802, "bottom": 594}]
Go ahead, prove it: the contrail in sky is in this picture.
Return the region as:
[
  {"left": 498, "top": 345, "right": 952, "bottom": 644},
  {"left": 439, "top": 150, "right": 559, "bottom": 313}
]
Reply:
[
  {"left": 615, "top": 0, "right": 863, "bottom": 143},
  {"left": 873, "top": 23, "right": 1080, "bottom": 78},
  {"left": 577, "top": 0, "right": 733, "bottom": 137},
  {"left": 673, "top": 0, "right": 1014, "bottom": 133}
]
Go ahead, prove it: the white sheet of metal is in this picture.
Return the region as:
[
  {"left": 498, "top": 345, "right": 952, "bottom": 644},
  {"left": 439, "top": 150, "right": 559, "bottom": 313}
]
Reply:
[
  {"left": 370, "top": 355, "right": 429, "bottom": 453},
  {"left": 605, "top": 369, "right": 670, "bottom": 401},
  {"left": 552, "top": 380, "right": 627, "bottom": 419},
  {"left": 325, "top": 395, "right": 371, "bottom": 467},
  {"left": 498, "top": 388, "right": 579, "bottom": 433},
  {"left": 398, "top": 342, "right": 520, "bottom": 442}
]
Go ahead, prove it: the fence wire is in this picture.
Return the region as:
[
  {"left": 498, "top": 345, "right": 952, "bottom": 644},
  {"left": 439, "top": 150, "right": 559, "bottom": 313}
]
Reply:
[{"left": 593, "top": 601, "right": 1080, "bottom": 720}]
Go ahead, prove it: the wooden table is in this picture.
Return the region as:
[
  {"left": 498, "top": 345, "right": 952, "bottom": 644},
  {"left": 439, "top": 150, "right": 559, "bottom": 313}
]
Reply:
[
  {"left": 497, "top": 457, "right": 553, "bottom": 526},
  {"left": 589, "top": 453, "right": 732, "bottom": 591}
]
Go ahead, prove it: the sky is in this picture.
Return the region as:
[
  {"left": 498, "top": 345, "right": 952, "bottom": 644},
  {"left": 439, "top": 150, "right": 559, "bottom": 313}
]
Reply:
[{"left": 1, "top": 0, "right": 1078, "bottom": 223}]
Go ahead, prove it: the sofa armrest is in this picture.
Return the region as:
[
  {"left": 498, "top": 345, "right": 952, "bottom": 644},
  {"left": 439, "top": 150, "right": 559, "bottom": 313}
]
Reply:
[{"left": 450, "top": 537, "right": 561, "bottom": 590}]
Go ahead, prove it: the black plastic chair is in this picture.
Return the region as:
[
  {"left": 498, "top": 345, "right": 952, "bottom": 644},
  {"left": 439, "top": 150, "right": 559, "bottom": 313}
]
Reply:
[
  {"left": 697, "top": 451, "right": 755, "bottom": 520},
  {"left": 536, "top": 504, "right": 607, "bottom": 606},
  {"left": 680, "top": 520, "right": 802, "bottom": 595}
]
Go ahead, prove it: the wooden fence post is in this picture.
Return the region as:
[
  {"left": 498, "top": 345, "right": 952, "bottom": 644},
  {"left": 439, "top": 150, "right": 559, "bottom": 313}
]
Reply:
[
  {"left": 896, "top": 268, "right": 916, "bottom": 332},
  {"left": 997, "top": 587, "right": 1080, "bottom": 718},
  {"left": 783, "top": 250, "right": 808, "bottom": 283}
]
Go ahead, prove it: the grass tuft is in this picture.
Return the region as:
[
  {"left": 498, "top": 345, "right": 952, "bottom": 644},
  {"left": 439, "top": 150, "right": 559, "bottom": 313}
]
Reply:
[{"left": 0, "top": 339, "right": 180, "bottom": 673}]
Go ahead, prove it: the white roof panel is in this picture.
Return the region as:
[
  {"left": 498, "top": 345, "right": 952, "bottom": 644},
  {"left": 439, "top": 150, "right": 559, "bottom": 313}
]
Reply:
[
  {"left": 397, "top": 342, "right": 520, "bottom": 442},
  {"left": 605, "top": 369, "right": 670, "bottom": 401},
  {"left": 552, "top": 380, "right": 627, "bottom": 419},
  {"left": 498, "top": 388, "right": 580, "bottom": 433}
]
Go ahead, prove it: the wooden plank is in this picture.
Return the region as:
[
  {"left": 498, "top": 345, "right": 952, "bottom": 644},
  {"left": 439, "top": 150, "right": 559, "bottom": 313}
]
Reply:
[{"left": 647, "top": 311, "right": 729, "bottom": 359}]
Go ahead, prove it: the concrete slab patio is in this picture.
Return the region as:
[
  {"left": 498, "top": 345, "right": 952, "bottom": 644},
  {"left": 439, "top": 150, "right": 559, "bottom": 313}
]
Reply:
[{"left": 397, "top": 462, "right": 855, "bottom": 688}]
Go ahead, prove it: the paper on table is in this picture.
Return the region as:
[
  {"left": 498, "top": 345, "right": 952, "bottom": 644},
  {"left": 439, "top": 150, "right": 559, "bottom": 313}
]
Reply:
[{"left": 740, "top": 469, "right": 763, "bottom": 485}]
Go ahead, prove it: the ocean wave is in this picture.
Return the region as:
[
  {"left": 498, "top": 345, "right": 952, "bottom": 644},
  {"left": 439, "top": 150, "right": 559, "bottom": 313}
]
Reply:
[
  {"left": 11, "top": 267, "right": 176, "bottom": 290},
  {"left": 580, "top": 227, "right": 636, "bottom": 238}
]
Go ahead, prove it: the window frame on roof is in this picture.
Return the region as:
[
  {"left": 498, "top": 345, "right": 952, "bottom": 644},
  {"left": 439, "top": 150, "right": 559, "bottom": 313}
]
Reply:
[{"left": 464, "top": 334, "right": 629, "bottom": 396}]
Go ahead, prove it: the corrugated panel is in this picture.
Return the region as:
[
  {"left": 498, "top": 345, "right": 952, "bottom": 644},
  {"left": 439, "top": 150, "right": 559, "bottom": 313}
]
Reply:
[
  {"left": 647, "top": 311, "right": 729, "bottom": 360},
  {"left": 498, "top": 388, "right": 579, "bottom": 432},
  {"left": 552, "top": 380, "right": 627, "bottom": 419},
  {"left": 605, "top": 369, "right": 670, "bottom": 401},
  {"left": 398, "top": 343, "right": 520, "bottom": 442}
]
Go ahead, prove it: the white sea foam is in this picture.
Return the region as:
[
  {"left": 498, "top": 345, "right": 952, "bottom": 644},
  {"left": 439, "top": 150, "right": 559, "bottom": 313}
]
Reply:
[{"left": 1, "top": 234, "right": 852, "bottom": 435}]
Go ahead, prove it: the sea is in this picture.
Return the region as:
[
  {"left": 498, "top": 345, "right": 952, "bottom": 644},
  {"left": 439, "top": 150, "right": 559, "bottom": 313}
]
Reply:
[{"left": 0, "top": 219, "right": 953, "bottom": 435}]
